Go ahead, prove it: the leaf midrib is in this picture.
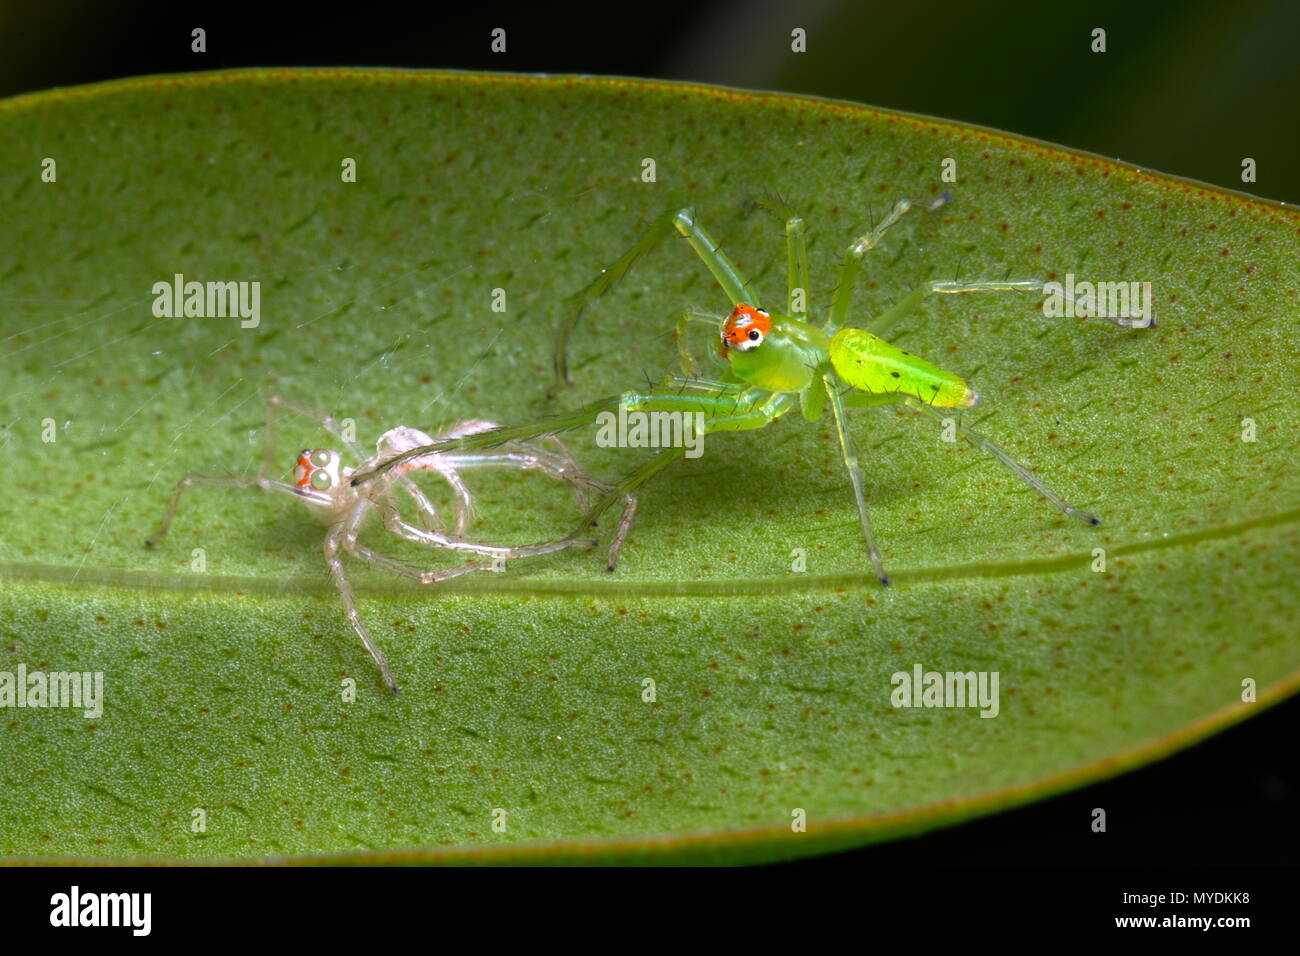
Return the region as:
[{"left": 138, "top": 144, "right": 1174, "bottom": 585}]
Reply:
[{"left": 4, "top": 504, "right": 1295, "bottom": 599}]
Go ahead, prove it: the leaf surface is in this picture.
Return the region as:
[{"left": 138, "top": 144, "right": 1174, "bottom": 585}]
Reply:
[{"left": 1, "top": 69, "right": 1297, "bottom": 863}]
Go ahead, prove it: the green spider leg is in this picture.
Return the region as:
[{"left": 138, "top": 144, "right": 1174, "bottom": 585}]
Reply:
[
  {"left": 746, "top": 195, "right": 810, "bottom": 319},
  {"left": 821, "top": 371, "right": 890, "bottom": 583},
  {"left": 674, "top": 309, "right": 728, "bottom": 378},
  {"left": 568, "top": 390, "right": 797, "bottom": 542},
  {"left": 903, "top": 399, "right": 1099, "bottom": 525},
  {"left": 827, "top": 195, "right": 950, "bottom": 334},
  {"left": 552, "top": 209, "right": 758, "bottom": 395},
  {"left": 352, "top": 385, "right": 783, "bottom": 489},
  {"left": 838, "top": 389, "right": 1099, "bottom": 526},
  {"left": 748, "top": 200, "right": 892, "bottom": 580},
  {"left": 866, "top": 279, "right": 1048, "bottom": 340}
]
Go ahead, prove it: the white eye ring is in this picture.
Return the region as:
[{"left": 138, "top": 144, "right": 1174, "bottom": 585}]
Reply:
[{"left": 735, "top": 328, "right": 764, "bottom": 351}]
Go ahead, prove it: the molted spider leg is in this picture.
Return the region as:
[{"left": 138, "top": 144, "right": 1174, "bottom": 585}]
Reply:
[
  {"left": 382, "top": 444, "right": 636, "bottom": 569},
  {"left": 340, "top": 499, "right": 493, "bottom": 584},
  {"left": 396, "top": 421, "right": 601, "bottom": 527},
  {"left": 436, "top": 427, "right": 640, "bottom": 549},
  {"left": 435, "top": 421, "right": 595, "bottom": 531},
  {"left": 503, "top": 437, "right": 640, "bottom": 569},
  {"left": 344, "top": 538, "right": 489, "bottom": 583},
  {"left": 377, "top": 425, "right": 476, "bottom": 534},
  {"left": 265, "top": 394, "right": 368, "bottom": 464},
  {"left": 374, "top": 422, "right": 638, "bottom": 564},
  {"left": 380, "top": 511, "right": 599, "bottom": 561},
  {"left": 323, "top": 518, "right": 398, "bottom": 694},
  {"left": 604, "top": 491, "right": 637, "bottom": 571},
  {"left": 827, "top": 195, "right": 950, "bottom": 334},
  {"left": 353, "top": 388, "right": 787, "bottom": 567},
  {"left": 540, "top": 434, "right": 597, "bottom": 510},
  {"left": 552, "top": 208, "right": 758, "bottom": 395},
  {"left": 380, "top": 421, "right": 606, "bottom": 536},
  {"left": 334, "top": 495, "right": 533, "bottom": 693},
  {"left": 143, "top": 474, "right": 300, "bottom": 547},
  {"left": 390, "top": 479, "right": 445, "bottom": 534},
  {"left": 443, "top": 439, "right": 596, "bottom": 499},
  {"left": 903, "top": 399, "right": 1100, "bottom": 526},
  {"left": 866, "top": 279, "right": 1047, "bottom": 340},
  {"left": 529, "top": 439, "right": 639, "bottom": 568}
]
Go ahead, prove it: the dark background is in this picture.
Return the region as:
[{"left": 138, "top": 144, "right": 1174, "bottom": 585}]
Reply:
[
  {"left": 1, "top": 0, "right": 1295, "bottom": 866},
  {"left": 5, "top": 0, "right": 1299, "bottom": 202}
]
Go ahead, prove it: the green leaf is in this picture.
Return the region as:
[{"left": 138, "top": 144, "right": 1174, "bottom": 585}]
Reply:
[{"left": 1, "top": 69, "right": 1297, "bottom": 864}]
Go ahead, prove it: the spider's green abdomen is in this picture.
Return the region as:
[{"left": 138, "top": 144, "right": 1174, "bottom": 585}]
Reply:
[{"left": 830, "top": 328, "right": 977, "bottom": 408}]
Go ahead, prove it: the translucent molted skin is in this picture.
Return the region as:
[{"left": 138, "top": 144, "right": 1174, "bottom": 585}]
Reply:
[{"left": 145, "top": 396, "right": 636, "bottom": 692}]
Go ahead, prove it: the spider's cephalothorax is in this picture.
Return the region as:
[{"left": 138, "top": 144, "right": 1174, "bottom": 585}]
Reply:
[
  {"left": 291, "top": 447, "right": 353, "bottom": 522},
  {"left": 295, "top": 447, "right": 344, "bottom": 491},
  {"left": 719, "top": 302, "right": 834, "bottom": 395}
]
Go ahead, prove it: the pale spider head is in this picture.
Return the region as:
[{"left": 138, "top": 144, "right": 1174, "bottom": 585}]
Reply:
[{"left": 294, "top": 448, "right": 348, "bottom": 501}]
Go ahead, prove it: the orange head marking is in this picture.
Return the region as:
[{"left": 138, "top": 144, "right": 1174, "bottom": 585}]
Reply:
[
  {"left": 721, "top": 305, "right": 771, "bottom": 352},
  {"left": 294, "top": 448, "right": 340, "bottom": 492}
]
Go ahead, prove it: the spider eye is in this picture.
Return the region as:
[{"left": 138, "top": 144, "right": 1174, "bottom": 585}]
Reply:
[
  {"left": 310, "top": 469, "right": 332, "bottom": 491},
  {"left": 310, "top": 449, "right": 331, "bottom": 468},
  {"left": 722, "top": 305, "right": 772, "bottom": 352}
]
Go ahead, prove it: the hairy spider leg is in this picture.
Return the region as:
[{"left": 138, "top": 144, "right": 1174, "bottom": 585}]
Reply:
[
  {"left": 866, "top": 279, "right": 1049, "bottom": 341},
  {"left": 551, "top": 208, "right": 758, "bottom": 395},
  {"left": 744, "top": 194, "right": 810, "bottom": 319},
  {"left": 826, "top": 197, "right": 949, "bottom": 334},
  {"left": 822, "top": 372, "right": 889, "bottom": 584},
  {"left": 901, "top": 399, "right": 1099, "bottom": 525}
]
